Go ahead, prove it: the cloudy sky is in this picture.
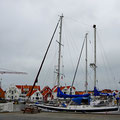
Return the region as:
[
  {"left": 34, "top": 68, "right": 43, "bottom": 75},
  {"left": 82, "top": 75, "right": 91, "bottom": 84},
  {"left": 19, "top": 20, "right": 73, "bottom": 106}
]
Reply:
[{"left": 0, "top": 0, "right": 120, "bottom": 91}]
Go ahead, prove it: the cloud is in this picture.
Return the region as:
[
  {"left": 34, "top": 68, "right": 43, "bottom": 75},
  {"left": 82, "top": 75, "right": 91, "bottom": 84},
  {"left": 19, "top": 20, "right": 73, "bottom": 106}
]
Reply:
[{"left": 0, "top": 0, "right": 120, "bottom": 91}]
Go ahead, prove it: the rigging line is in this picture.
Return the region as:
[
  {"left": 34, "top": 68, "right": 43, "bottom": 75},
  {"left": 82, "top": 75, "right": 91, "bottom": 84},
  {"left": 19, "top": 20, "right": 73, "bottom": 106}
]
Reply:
[
  {"left": 63, "top": 20, "right": 81, "bottom": 67},
  {"left": 62, "top": 26, "right": 85, "bottom": 87},
  {"left": 28, "top": 18, "right": 61, "bottom": 98},
  {"left": 97, "top": 31, "right": 118, "bottom": 89},
  {"left": 42, "top": 39, "right": 59, "bottom": 88},
  {"left": 87, "top": 71, "right": 93, "bottom": 90},
  {"left": 96, "top": 35, "right": 109, "bottom": 88},
  {"left": 89, "top": 35, "right": 94, "bottom": 63},
  {"left": 97, "top": 32, "right": 116, "bottom": 88},
  {"left": 65, "top": 16, "right": 90, "bottom": 27},
  {"left": 62, "top": 25, "right": 76, "bottom": 72},
  {"left": 71, "top": 35, "right": 86, "bottom": 89},
  {"left": 63, "top": 21, "right": 77, "bottom": 54},
  {"left": 63, "top": 19, "right": 84, "bottom": 51}
]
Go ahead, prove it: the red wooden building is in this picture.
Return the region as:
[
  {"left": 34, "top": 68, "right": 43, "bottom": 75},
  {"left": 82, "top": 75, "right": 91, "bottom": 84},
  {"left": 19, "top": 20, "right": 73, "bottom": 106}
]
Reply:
[
  {"left": 41, "top": 86, "right": 53, "bottom": 102},
  {"left": 0, "top": 88, "right": 5, "bottom": 99}
]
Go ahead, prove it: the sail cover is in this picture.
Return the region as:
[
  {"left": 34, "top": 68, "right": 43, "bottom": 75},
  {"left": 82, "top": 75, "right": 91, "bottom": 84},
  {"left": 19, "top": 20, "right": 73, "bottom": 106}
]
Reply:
[{"left": 57, "top": 87, "right": 90, "bottom": 98}]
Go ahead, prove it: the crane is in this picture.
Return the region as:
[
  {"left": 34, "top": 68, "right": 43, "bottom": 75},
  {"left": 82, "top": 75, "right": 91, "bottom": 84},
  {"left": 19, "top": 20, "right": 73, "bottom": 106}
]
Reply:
[
  {"left": 0, "top": 70, "right": 27, "bottom": 88},
  {"left": 0, "top": 71, "right": 27, "bottom": 74}
]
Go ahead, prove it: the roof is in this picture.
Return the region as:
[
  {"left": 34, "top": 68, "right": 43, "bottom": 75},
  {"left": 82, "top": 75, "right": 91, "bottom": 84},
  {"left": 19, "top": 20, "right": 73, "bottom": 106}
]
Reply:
[
  {"left": 41, "top": 86, "right": 52, "bottom": 97},
  {"left": 42, "top": 90, "right": 50, "bottom": 96},
  {"left": 102, "top": 89, "right": 112, "bottom": 93},
  {"left": 16, "top": 85, "right": 40, "bottom": 92},
  {"left": 75, "top": 91, "right": 93, "bottom": 95},
  {"left": 52, "top": 86, "right": 76, "bottom": 92},
  {"left": 52, "top": 85, "right": 57, "bottom": 91},
  {"left": 75, "top": 91, "right": 85, "bottom": 95},
  {"left": 26, "top": 90, "right": 38, "bottom": 96},
  {"left": 41, "top": 86, "right": 52, "bottom": 92}
]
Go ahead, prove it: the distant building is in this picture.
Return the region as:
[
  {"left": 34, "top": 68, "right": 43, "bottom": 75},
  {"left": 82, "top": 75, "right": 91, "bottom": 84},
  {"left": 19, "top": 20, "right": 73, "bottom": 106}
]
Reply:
[
  {"left": 101, "top": 89, "right": 112, "bottom": 93},
  {"left": 75, "top": 91, "right": 93, "bottom": 95},
  {"left": 5, "top": 85, "right": 20, "bottom": 100},
  {"left": 52, "top": 86, "right": 76, "bottom": 99},
  {"left": 41, "top": 86, "right": 53, "bottom": 102},
  {"left": 26, "top": 90, "right": 43, "bottom": 102},
  {"left": 5, "top": 85, "right": 41, "bottom": 101},
  {"left": 16, "top": 85, "right": 40, "bottom": 101}
]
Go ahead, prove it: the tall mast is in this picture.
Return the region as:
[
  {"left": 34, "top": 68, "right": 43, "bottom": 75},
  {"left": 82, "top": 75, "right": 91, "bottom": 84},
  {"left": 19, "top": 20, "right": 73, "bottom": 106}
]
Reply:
[
  {"left": 85, "top": 33, "right": 88, "bottom": 93},
  {"left": 57, "top": 14, "right": 64, "bottom": 87},
  {"left": 93, "top": 25, "right": 97, "bottom": 89}
]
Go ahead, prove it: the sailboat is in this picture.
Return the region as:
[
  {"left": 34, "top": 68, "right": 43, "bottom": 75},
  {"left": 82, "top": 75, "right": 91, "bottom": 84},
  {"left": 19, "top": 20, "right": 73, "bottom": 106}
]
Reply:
[{"left": 32, "top": 15, "right": 119, "bottom": 113}]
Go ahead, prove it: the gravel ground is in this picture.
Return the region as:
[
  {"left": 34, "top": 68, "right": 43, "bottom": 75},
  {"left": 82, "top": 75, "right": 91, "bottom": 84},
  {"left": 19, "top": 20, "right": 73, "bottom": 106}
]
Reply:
[{"left": 0, "top": 112, "right": 120, "bottom": 120}]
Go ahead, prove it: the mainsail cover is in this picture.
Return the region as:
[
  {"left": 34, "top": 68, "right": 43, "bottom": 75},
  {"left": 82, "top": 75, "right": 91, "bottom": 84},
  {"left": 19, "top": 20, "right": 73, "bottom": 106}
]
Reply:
[{"left": 57, "top": 87, "right": 90, "bottom": 98}]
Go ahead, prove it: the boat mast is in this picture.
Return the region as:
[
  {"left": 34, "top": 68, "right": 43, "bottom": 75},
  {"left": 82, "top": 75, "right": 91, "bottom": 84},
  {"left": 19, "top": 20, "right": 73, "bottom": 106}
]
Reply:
[
  {"left": 57, "top": 14, "right": 64, "bottom": 87},
  {"left": 85, "top": 33, "right": 88, "bottom": 93},
  {"left": 90, "top": 25, "right": 97, "bottom": 97},
  {"left": 93, "top": 25, "right": 97, "bottom": 89},
  {"left": 70, "top": 36, "right": 86, "bottom": 94}
]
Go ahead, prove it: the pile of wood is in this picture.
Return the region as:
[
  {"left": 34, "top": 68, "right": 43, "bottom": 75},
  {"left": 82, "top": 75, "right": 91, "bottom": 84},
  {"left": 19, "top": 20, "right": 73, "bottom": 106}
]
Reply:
[{"left": 22, "top": 105, "right": 41, "bottom": 113}]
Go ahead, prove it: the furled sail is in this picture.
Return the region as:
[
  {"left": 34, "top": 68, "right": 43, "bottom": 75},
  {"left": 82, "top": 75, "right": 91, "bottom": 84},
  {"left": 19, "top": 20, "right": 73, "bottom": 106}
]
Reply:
[{"left": 57, "top": 87, "right": 90, "bottom": 98}]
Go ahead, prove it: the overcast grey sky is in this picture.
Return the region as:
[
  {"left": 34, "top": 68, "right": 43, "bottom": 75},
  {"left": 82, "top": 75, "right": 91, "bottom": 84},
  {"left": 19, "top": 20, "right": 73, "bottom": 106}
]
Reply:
[{"left": 0, "top": 0, "right": 120, "bottom": 91}]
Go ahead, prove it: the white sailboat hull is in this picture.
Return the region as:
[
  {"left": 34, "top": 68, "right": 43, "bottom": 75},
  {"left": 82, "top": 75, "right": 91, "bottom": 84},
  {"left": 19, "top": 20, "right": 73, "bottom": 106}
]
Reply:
[{"left": 36, "top": 104, "right": 119, "bottom": 113}]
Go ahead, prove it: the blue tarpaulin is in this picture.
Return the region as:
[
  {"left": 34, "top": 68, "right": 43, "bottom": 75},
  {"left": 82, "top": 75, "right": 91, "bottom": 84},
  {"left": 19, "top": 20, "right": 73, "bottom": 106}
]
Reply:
[
  {"left": 72, "top": 97, "right": 90, "bottom": 105},
  {"left": 57, "top": 87, "right": 90, "bottom": 98}
]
